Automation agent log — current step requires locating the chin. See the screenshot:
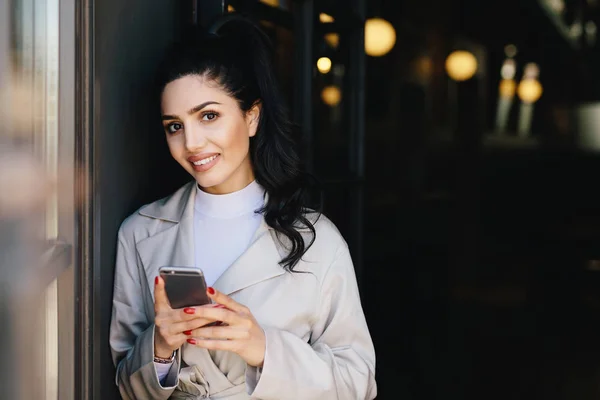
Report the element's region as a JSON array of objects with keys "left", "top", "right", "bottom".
[{"left": 194, "top": 174, "right": 226, "bottom": 190}]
